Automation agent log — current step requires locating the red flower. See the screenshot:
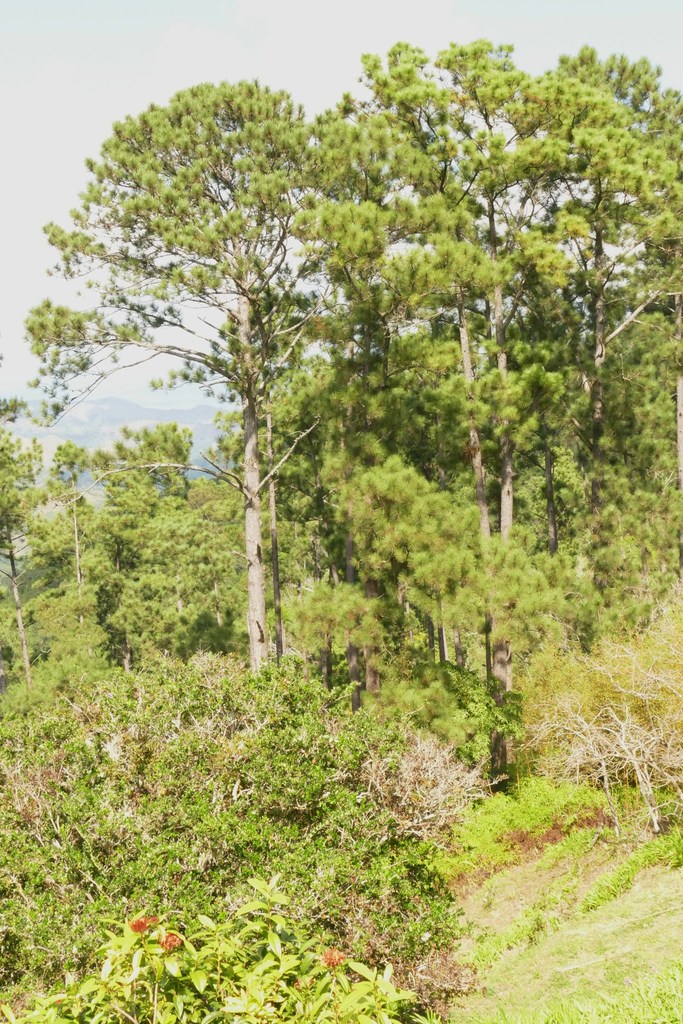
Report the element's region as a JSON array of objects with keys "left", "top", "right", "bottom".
[
  {"left": 159, "top": 931, "right": 183, "bottom": 952},
  {"left": 129, "top": 916, "right": 159, "bottom": 933},
  {"left": 322, "top": 948, "right": 346, "bottom": 969}
]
